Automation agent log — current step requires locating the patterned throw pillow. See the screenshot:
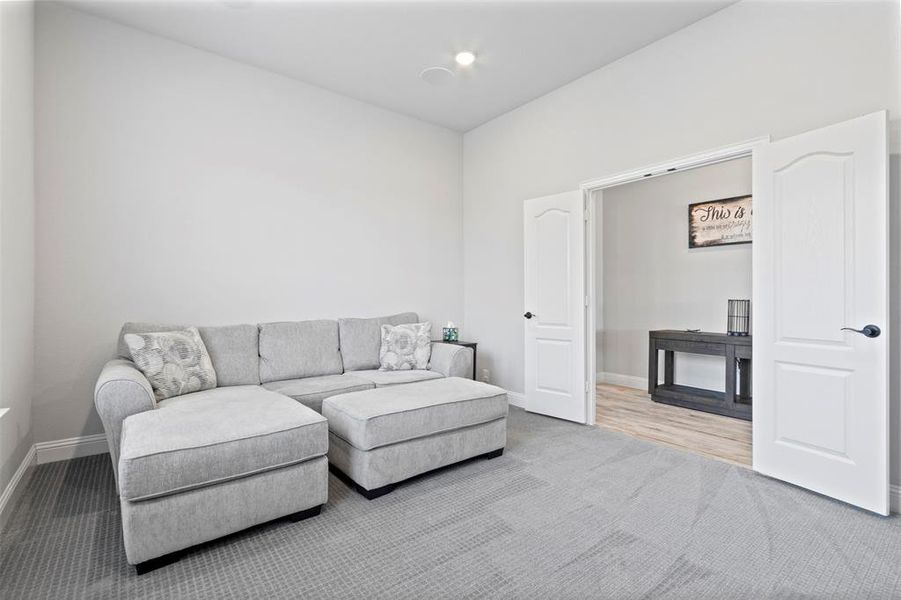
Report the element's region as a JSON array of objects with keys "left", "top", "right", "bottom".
[
  {"left": 378, "top": 322, "right": 432, "bottom": 371},
  {"left": 124, "top": 327, "right": 217, "bottom": 401}
]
